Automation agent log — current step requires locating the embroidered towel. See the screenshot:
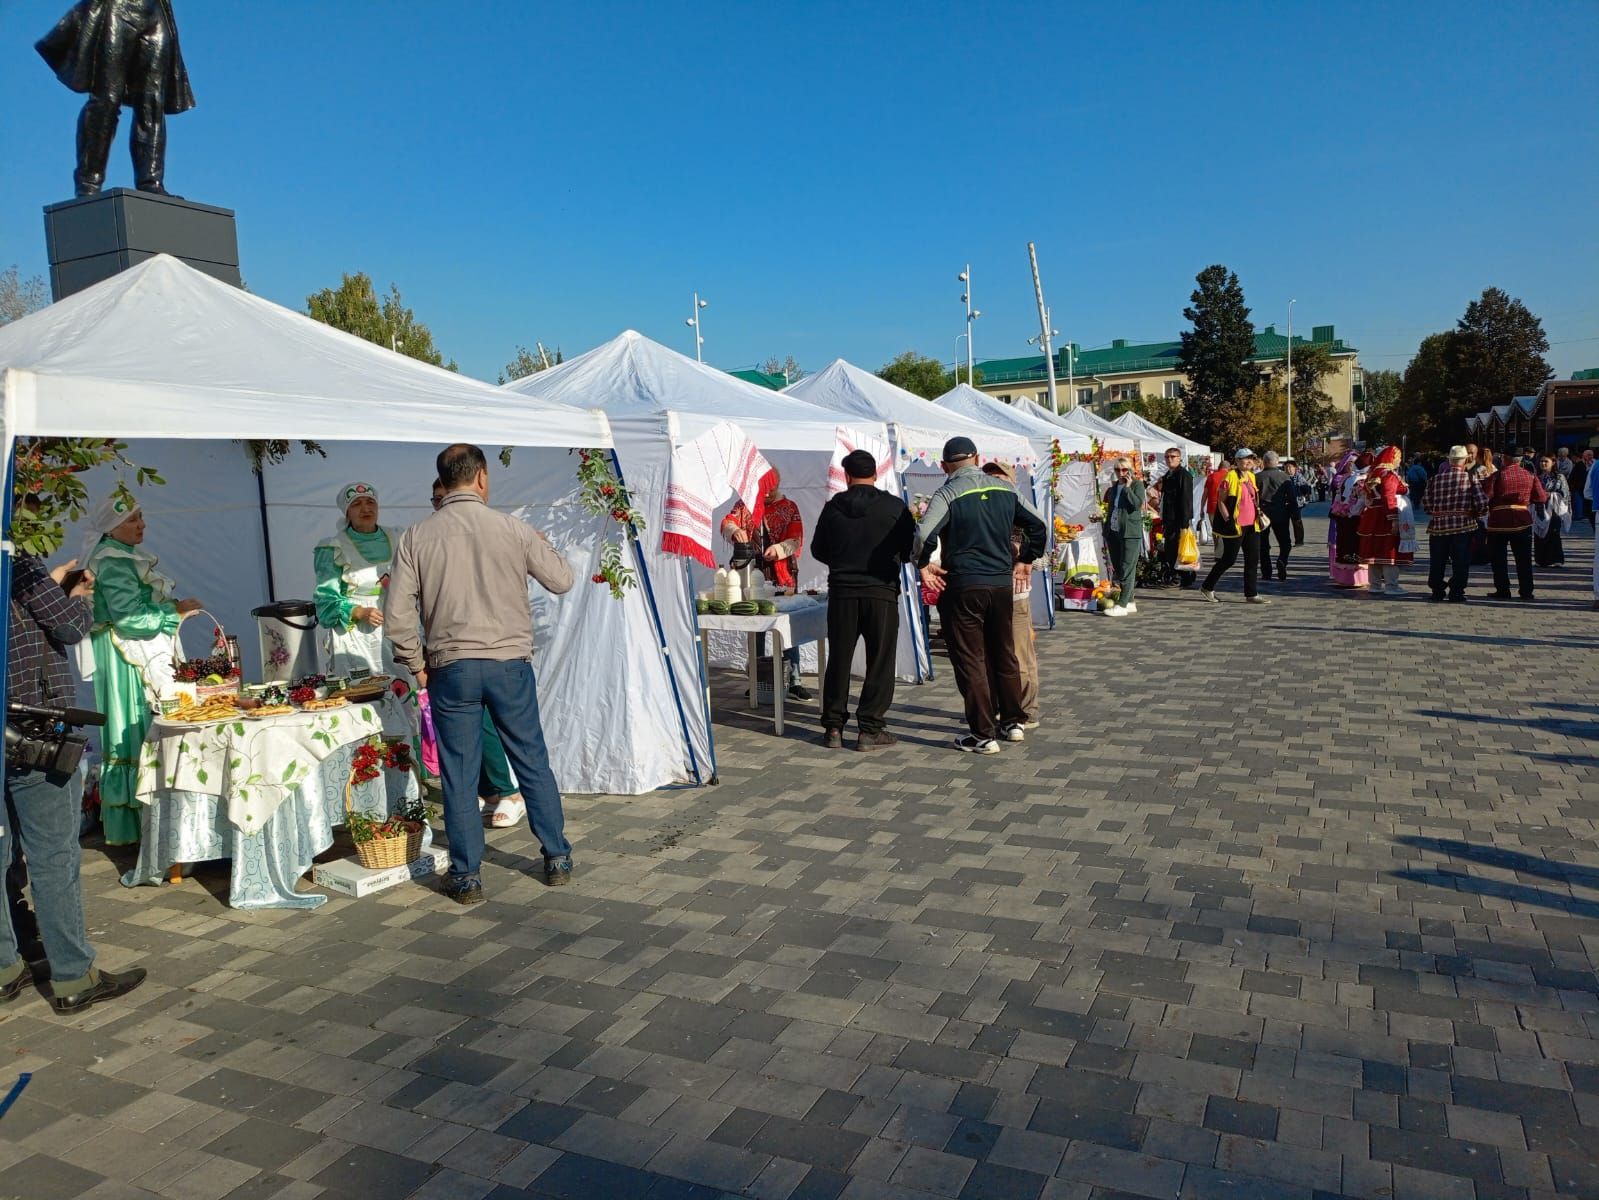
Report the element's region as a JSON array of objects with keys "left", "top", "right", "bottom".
[
  {"left": 661, "top": 422, "right": 775, "bottom": 567},
  {"left": 828, "top": 427, "right": 893, "bottom": 494}
]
